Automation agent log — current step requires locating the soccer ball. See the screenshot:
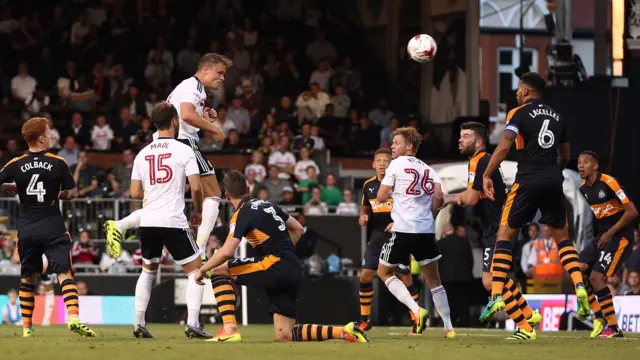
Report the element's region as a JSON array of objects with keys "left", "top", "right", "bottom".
[{"left": 407, "top": 34, "right": 437, "bottom": 63}]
